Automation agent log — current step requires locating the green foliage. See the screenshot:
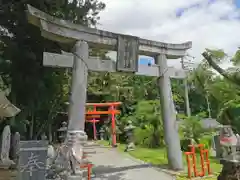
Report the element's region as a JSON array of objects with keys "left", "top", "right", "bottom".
[
  {"left": 199, "top": 135, "right": 212, "bottom": 150},
  {"left": 119, "top": 100, "right": 164, "bottom": 148},
  {"left": 201, "top": 48, "right": 240, "bottom": 130},
  {"left": 231, "top": 49, "right": 240, "bottom": 66},
  {"left": 179, "top": 114, "right": 216, "bottom": 152},
  {"left": 134, "top": 126, "right": 162, "bottom": 148},
  {"left": 179, "top": 115, "right": 211, "bottom": 143},
  {"left": 205, "top": 48, "right": 227, "bottom": 63}
]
